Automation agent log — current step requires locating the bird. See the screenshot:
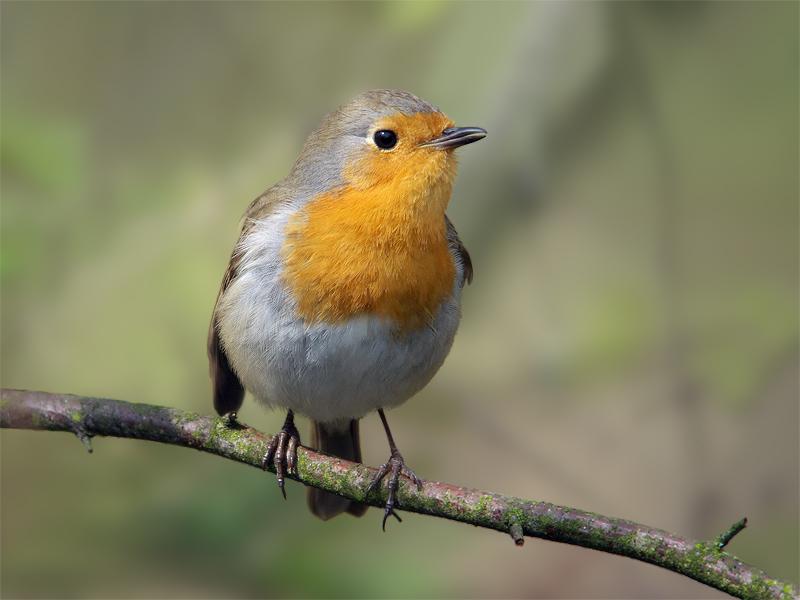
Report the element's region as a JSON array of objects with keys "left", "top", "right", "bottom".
[{"left": 208, "top": 89, "right": 485, "bottom": 527}]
